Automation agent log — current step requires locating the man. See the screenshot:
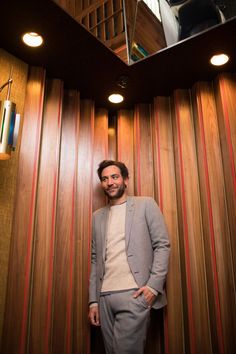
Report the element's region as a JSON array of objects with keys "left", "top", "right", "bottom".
[{"left": 88, "top": 160, "right": 170, "bottom": 354}]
